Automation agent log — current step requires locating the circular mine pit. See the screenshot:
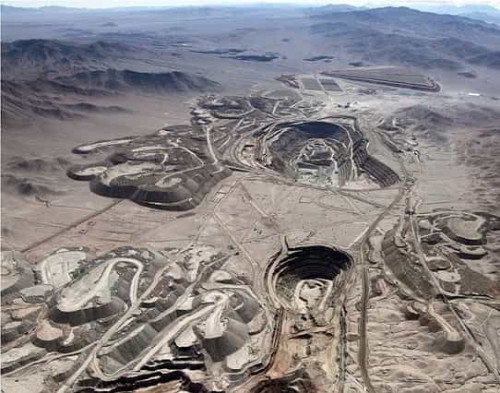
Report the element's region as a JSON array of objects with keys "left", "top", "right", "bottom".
[
  {"left": 266, "top": 246, "right": 353, "bottom": 311},
  {"left": 267, "top": 121, "right": 350, "bottom": 176}
]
